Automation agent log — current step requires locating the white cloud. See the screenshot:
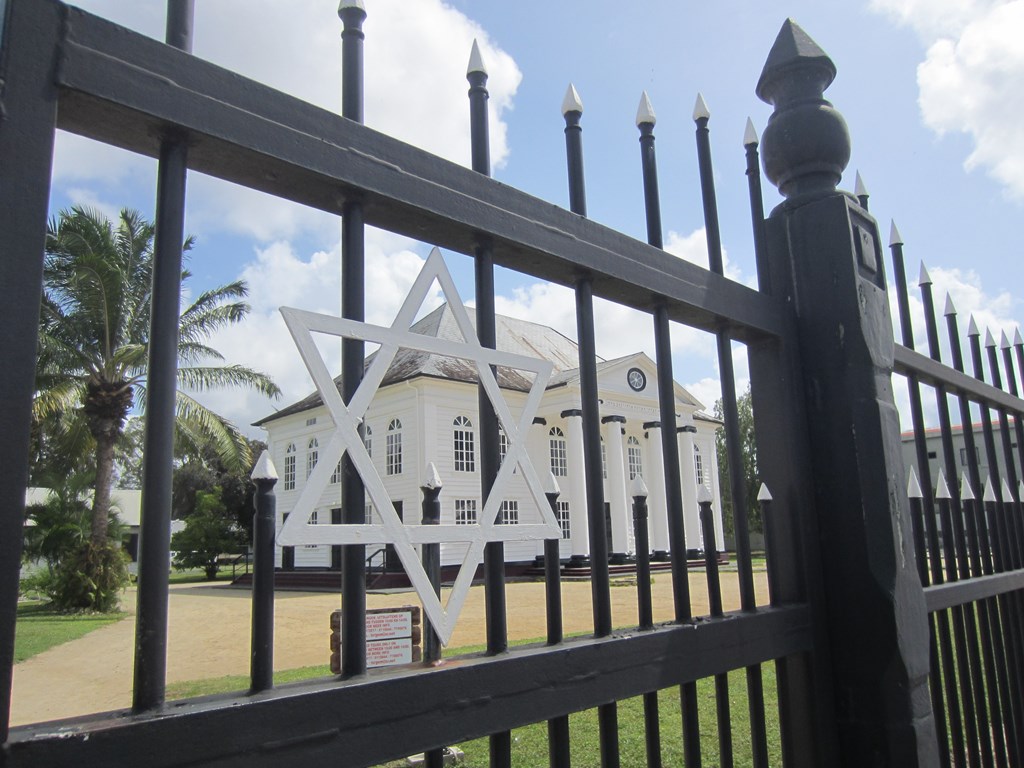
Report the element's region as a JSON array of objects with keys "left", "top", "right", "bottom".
[
  {"left": 192, "top": 228, "right": 443, "bottom": 435},
  {"left": 871, "top": 0, "right": 1024, "bottom": 199},
  {"left": 54, "top": 0, "right": 522, "bottom": 244},
  {"left": 664, "top": 228, "right": 745, "bottom": 284}
]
